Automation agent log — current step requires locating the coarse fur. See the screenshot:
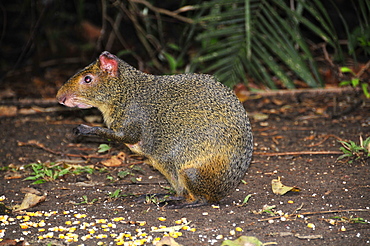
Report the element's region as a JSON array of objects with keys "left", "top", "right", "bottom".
[{"left": 57, "top": 51, "right": 253, "bottom": 205}]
